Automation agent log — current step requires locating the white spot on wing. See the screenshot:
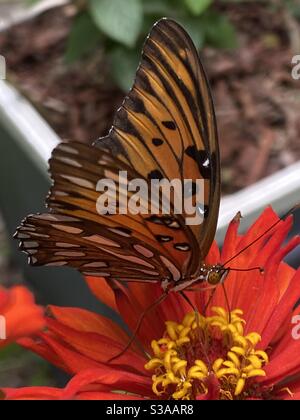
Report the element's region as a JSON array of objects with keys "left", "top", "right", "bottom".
[
  {"left": 109, "top": 228, "right": 131, "bottom": 237},
  {"left": 34, "top": 215, "right": 80, "bottom": 222},
  {"left": 56, "top": 157, "right": 82, "bottom": 168},
  {"left": 27, "top": 249, "right": 38, "bottom": 255},
  {"left": 56, "top": 243, "right": 81, "bottom": 248},
  {"left": 83, "top": 262, "right": 108, "bottom": 268},
  {"left": 101, "top": 248, "right": 155, "bottom": 269},
  {"left": 84, "top": 235, "right": 120, "bottom": 248},
  {"left": 104, "top": 170, "right": 122, "bottom": 183},
  {"left": 160, "top": 256, "right": 181, "bottom": 282},
  {"left": 134, "top": 244, "right": 154, "bottom": 258},
  {"left": 168, "top": 221, "right": 180, "bottom": 229},
  {"left": 23, "top": 241, "right": 39, "bottom": 248},
  {"left": 130, "top": 268, "right": 159, "bottom": 276},
  {"left": 55, "top": 251, "right": 85, "bottom": 257},
  {"left": 203, "top": 158, "right": 210, "bottom": 168},
  {"left": 83, "top": 272, "right": 110, "bottom": 277},
  {"left": 46, "top": 261, "right": 68, "bottom": 267},
  {"left": 55, "top": 191, "right": 69, "bottom": 197},
  {"left": 20, "top": 227, "right": 35, "bottom": 232},
  {"left": 30, "top": 233, "right": 50, "bottom": 238},
  {"left": 61, "top": 175, "right": 94, "bottom": 189},
  {"left": 58, "top": 144, "right": 79, "bottom": 154},
  {"left": 53, "top": 225, "right": 83, "bottom": 234},
  {"left": 98, "top": 159, "right": 108, "bottom": 165}
]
